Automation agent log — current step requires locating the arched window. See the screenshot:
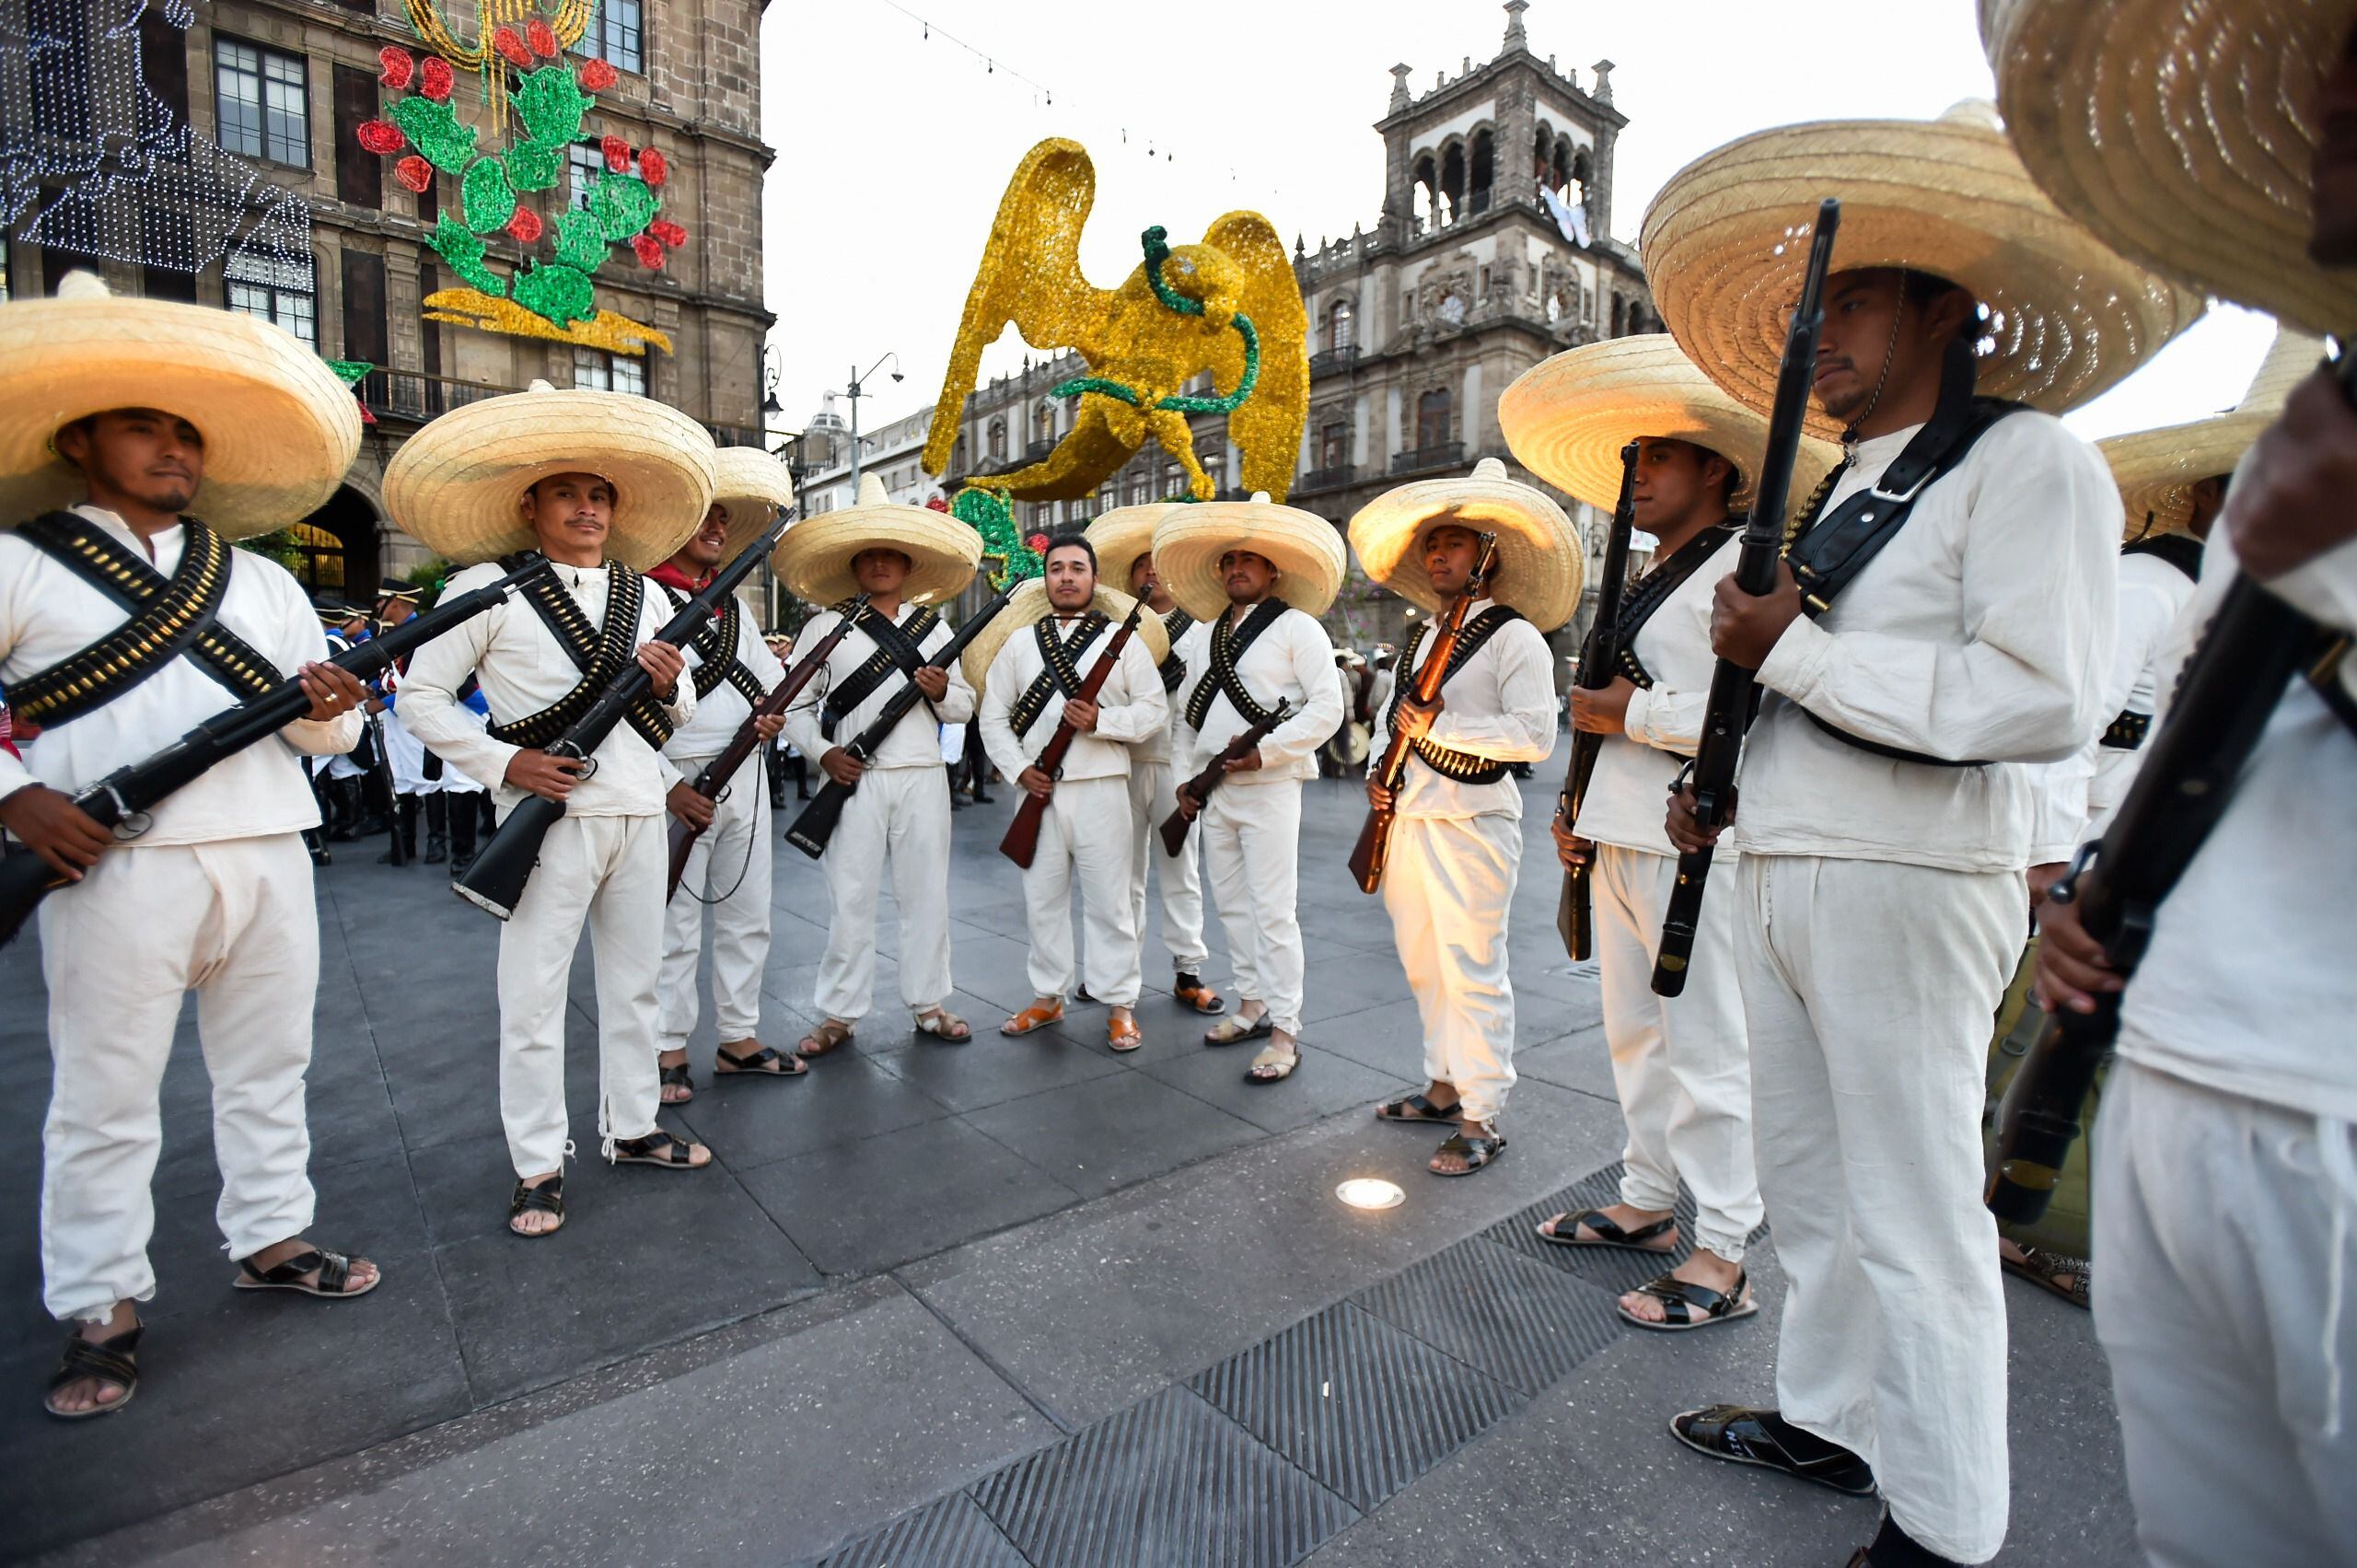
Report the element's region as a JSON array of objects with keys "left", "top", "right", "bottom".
[
  {"left": 1469, "top": 129, "right": 1493, "bottom": 214},
  {"left": 1416, "top": 387, "right": 1450, "bottom": 451},
  {"left": 1610, "top": 296, "right": 1625, "bottom": 337},
  {"left": 1329, "top": 298, "right": 1353, "bottom": 352},
  {"left": 288, "top": 521, "right": 345, "bottom": 597},
  {"left": 987, "top": 419, "right": 1006, "bottom": 460},
  {"left": 1034, "top": 401, "right": 1055, "bottom": 445},
  {"left": 1439, "top": 142, "right": 1465, "bottom": 226},
  {"left": 1411, "top": 156, "right": 1438, "bottom": 232}
]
